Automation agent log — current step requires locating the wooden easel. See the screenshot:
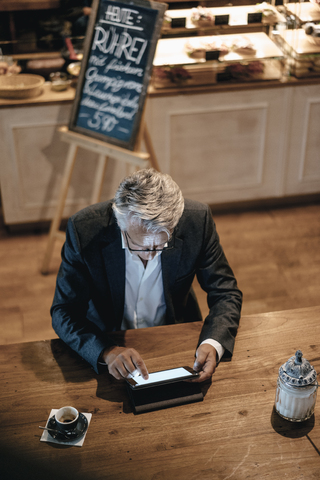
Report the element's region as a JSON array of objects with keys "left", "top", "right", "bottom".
[{"left": 41, "top": 122, "right": 160, "bottom": 274}]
